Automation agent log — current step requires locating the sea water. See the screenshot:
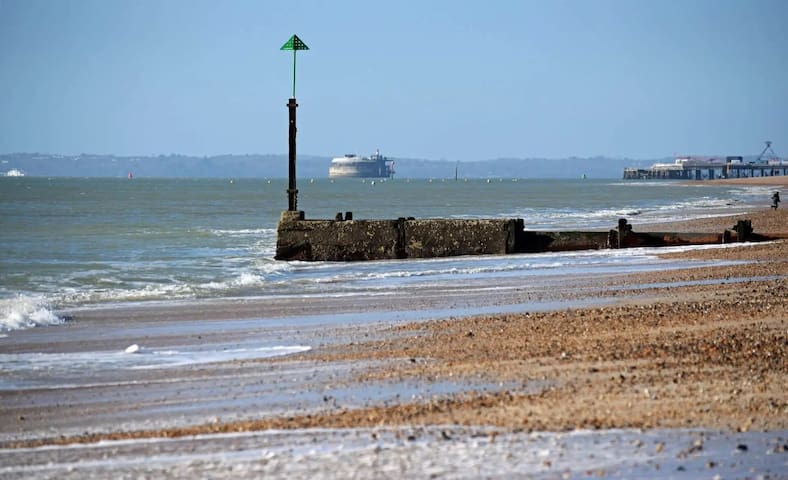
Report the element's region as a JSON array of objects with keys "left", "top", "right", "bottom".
[{"left": 0, "top": 176, "right": 776, "bottom": 331}]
